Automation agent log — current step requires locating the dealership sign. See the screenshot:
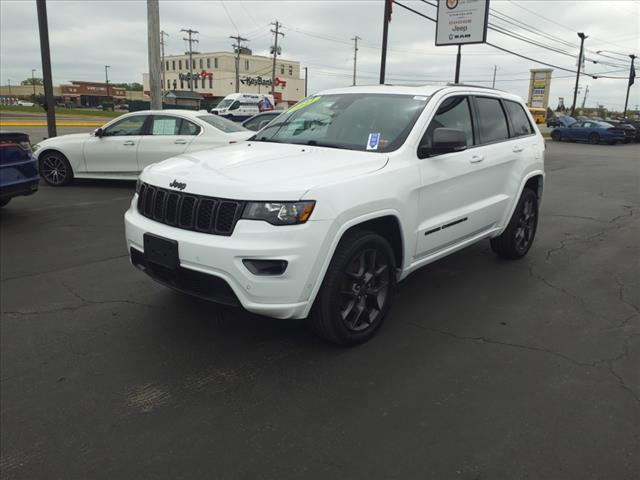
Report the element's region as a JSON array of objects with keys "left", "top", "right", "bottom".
[
  {"left": 179, "top": 70, "right": 213, "bottom": 82},
  {"left": 435, "top": 0, "right": 490, "bottom": 46}
]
